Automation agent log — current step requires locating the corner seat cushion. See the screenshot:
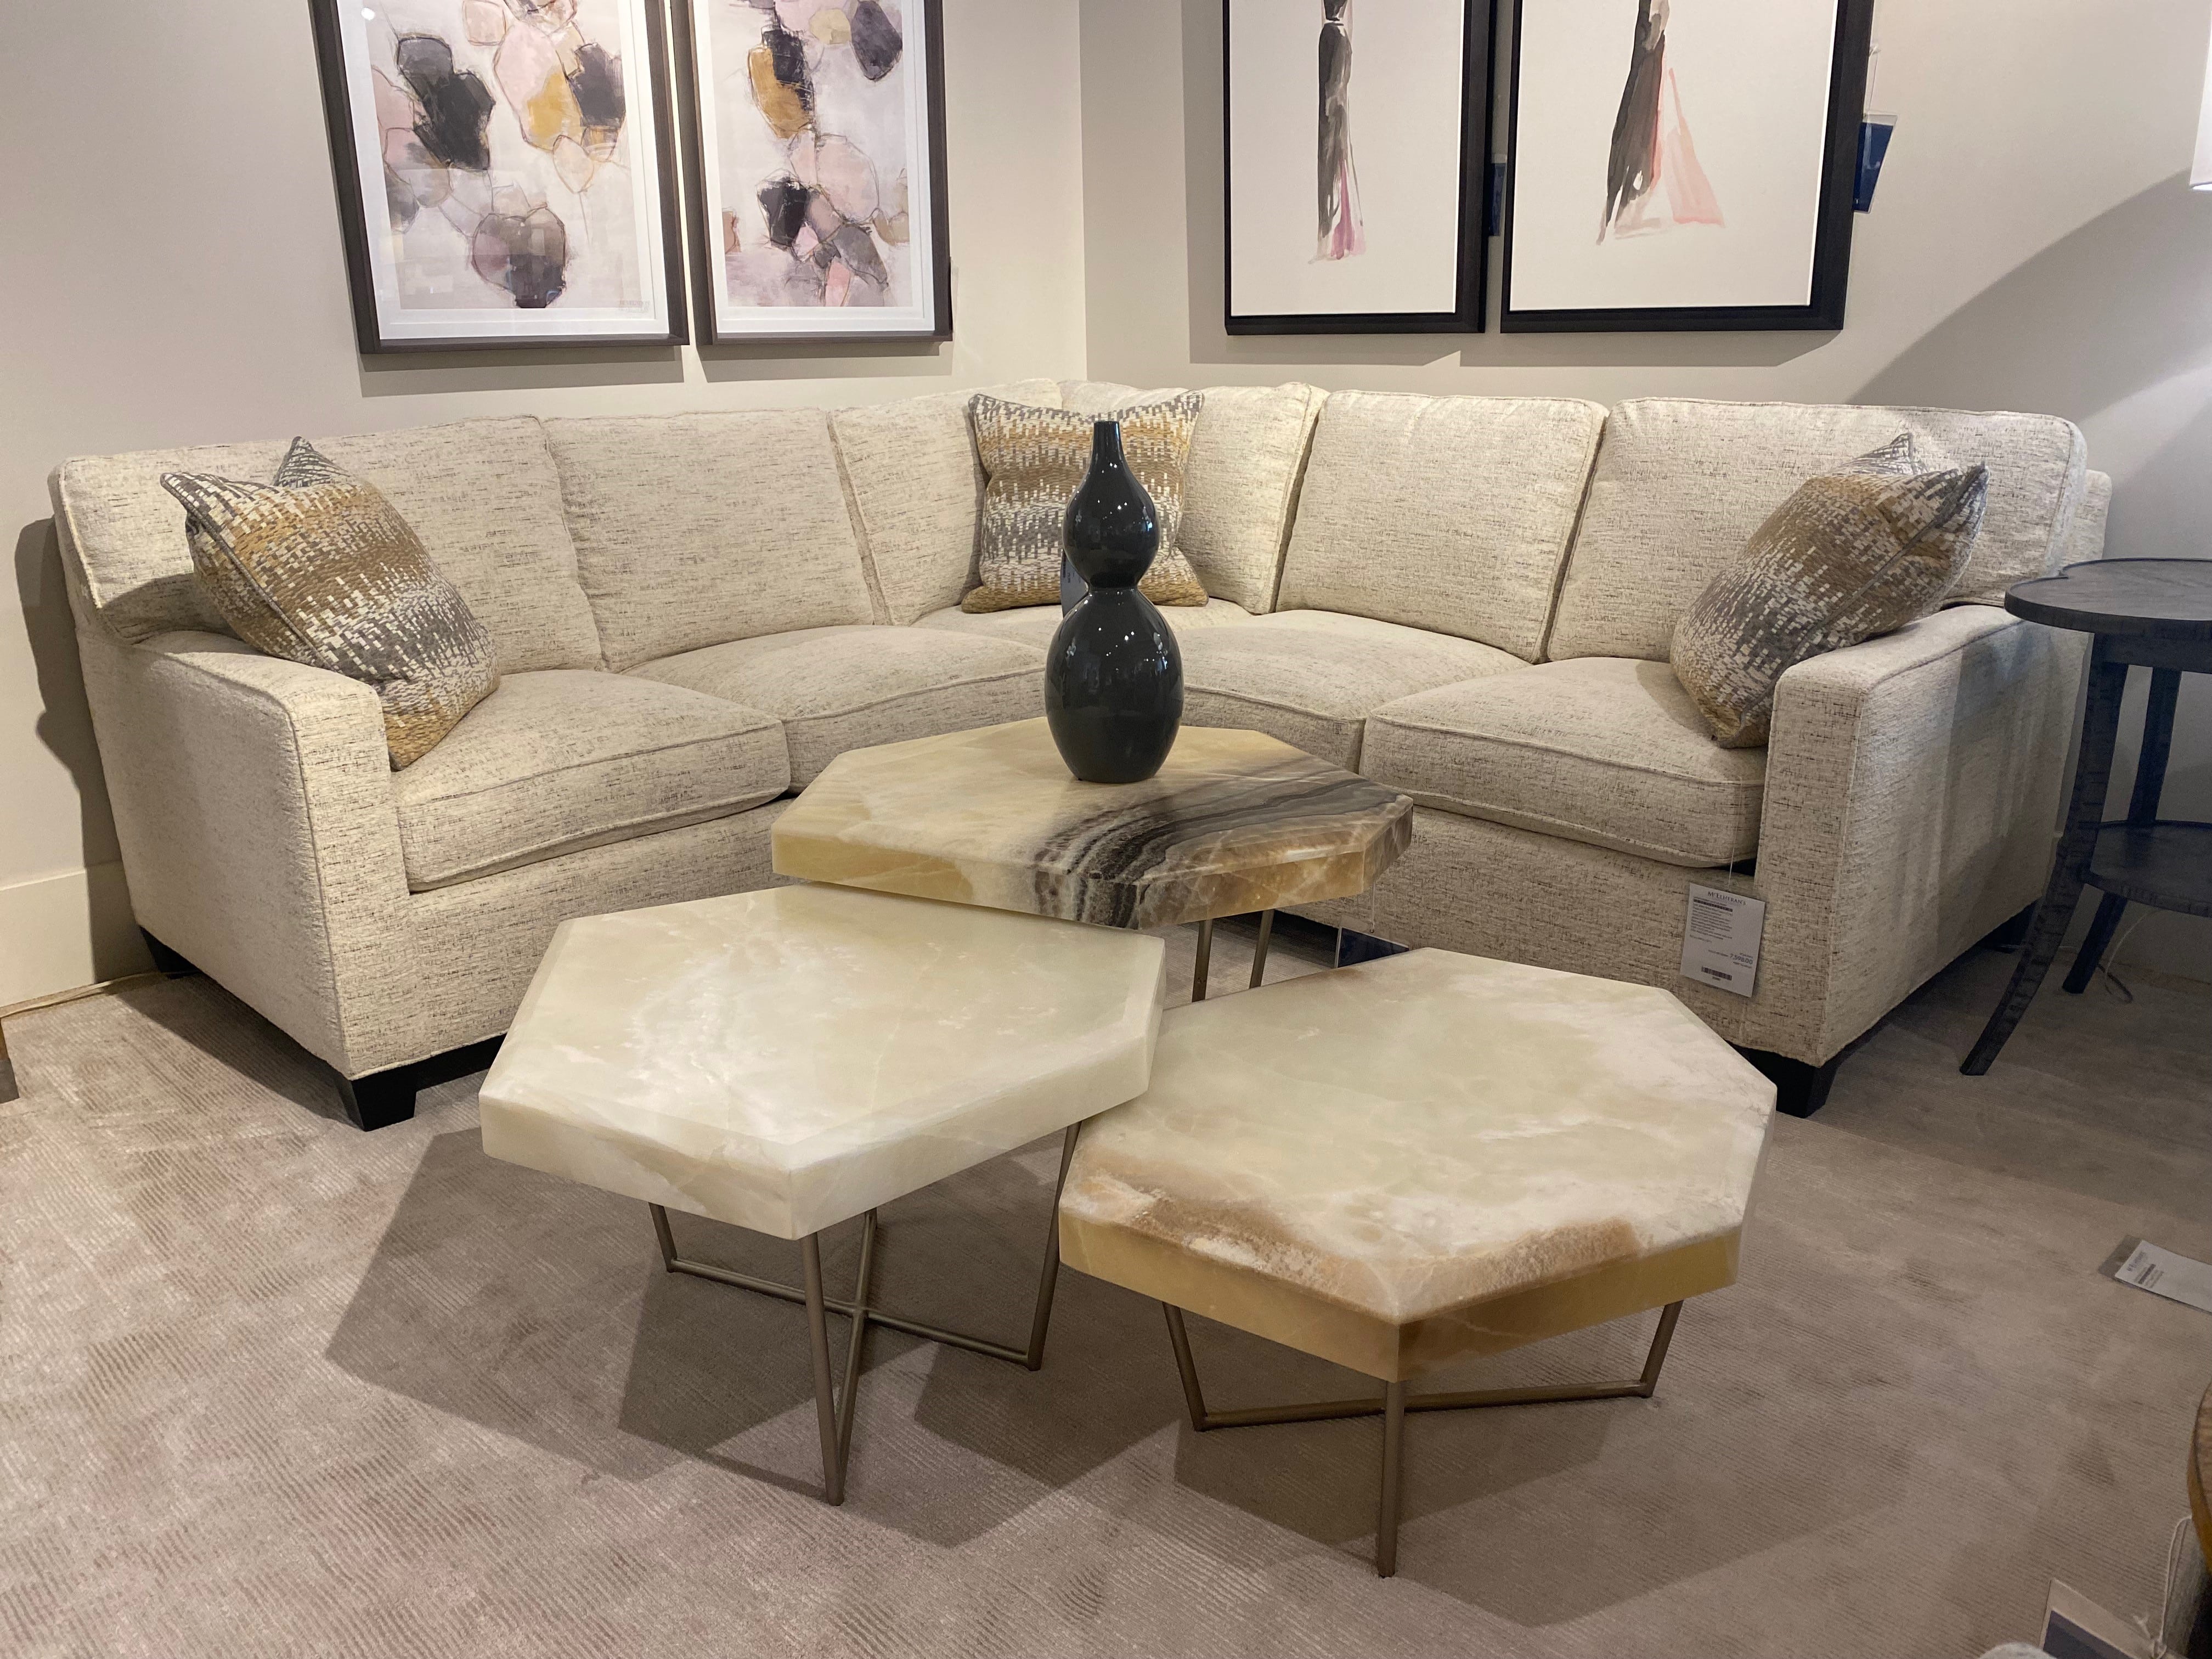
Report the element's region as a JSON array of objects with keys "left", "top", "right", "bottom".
[
  {"left": 915, "top": 597, "right": 1256, "bottom": 650},
  {"left": 392, "top": 670, "right": 789, "bottom": 891},
  {"left": 1178, "top": 611, "right": 1526, "bottom": 771},
  {"left": 630, "top": 626, "right": 1043, "bottom": 785},
  {"left": 1362, "top": 658, "right": 1767, "bottom": 868}
]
